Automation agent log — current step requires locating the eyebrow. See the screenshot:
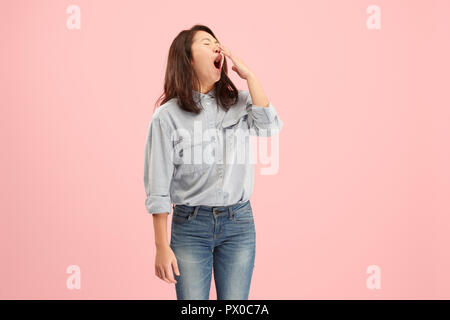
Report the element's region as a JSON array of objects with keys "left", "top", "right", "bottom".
[{"left": 201, "top": 37, "right": 219, "bottom": 43}]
